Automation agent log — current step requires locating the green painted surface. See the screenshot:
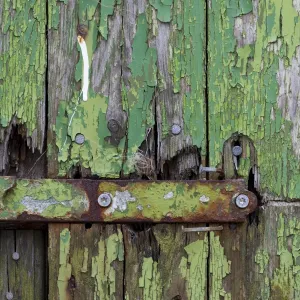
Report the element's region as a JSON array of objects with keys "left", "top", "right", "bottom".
[
  {"left": 0, "top": 0, "right": 46, "bottom": 148},
  {"left": 210, "top": 232, "right": 231, "bottom": 300},
  {"left": 91, "top": 229, "right": 124, "bottom": 299},
  {"left": 0, "top": 178, "right": 89, "bottom": 219},
  {"left": 58, "top": 228, "right": 72, "bottom": 299},
  {"left": 180, "top": 237, "right": 208, "bottom": 299},
  {"left": 209, "top": 1, "right": 300, "bottom": 198}
]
